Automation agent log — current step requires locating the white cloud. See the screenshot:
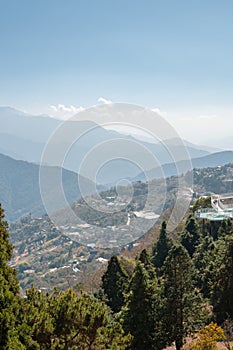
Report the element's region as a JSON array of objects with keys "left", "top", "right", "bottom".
[
  {"left": 151, "top": 107, "right": 165, "bottom": 117},
  {"left": 49, "top": 98, "right": 113, "bottom": 120},
  {"left": 49, "top": 104, "right": 84, "bottom": 120},
  {"left": 97, "top": 97, "right": 113, "bottom": 105}
]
